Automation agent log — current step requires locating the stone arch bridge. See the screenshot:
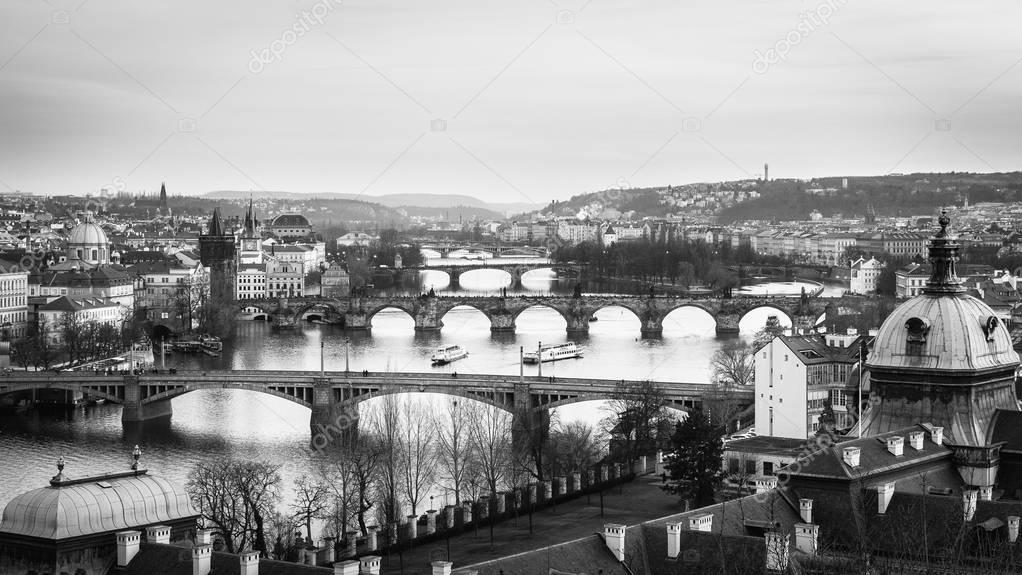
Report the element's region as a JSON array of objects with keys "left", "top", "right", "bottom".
[
  {"left": 406, "top": 262, "right": 583, "bottom": 288},
  {"left": 0, "top": 370, "right": 752, "bottom": 447},
  {"left": 239, "top": 293, "right": 862, "bottom": 335}
]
